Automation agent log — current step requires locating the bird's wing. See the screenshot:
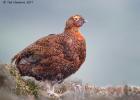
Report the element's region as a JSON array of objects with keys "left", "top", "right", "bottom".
[
  {"left": 11, "top": 34, "right": 64, "bottom": 65},
  {"left": 79, "top": 40, "right": 86, "bottom": 65}
]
